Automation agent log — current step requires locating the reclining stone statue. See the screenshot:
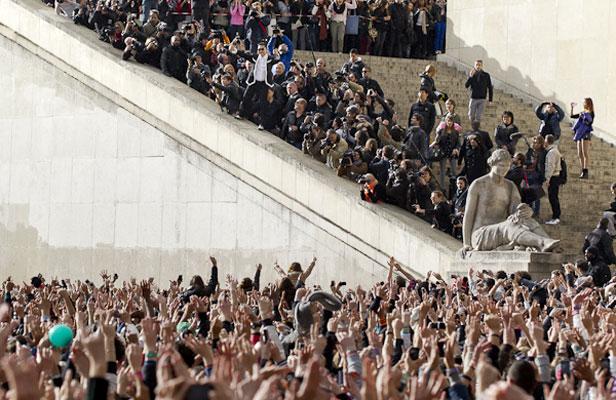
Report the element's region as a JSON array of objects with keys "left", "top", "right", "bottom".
[
  {"left": 462, "top": 149, "right": 559, "bottom": 253},
  {"left": 470, "top": 203, "right": 560, "bottom": 252},
  {"left": 462, "top": 149, "right": 520, "bottom": 250}
]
